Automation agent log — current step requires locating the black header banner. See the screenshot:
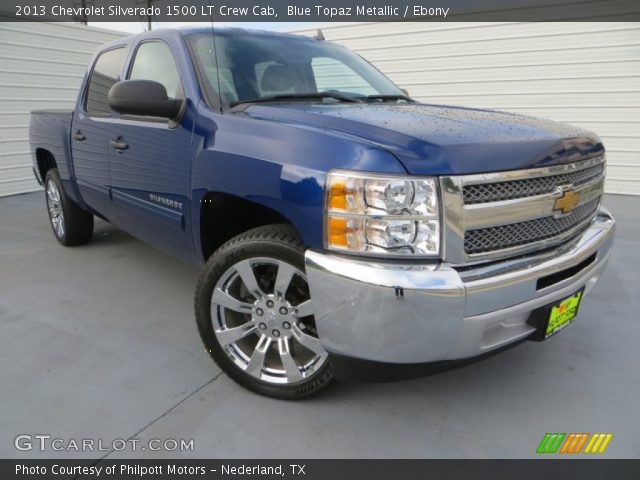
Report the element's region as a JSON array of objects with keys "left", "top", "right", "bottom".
[
  {"left": 2, "top": 459, "right": 639, "bottom": 480},
  {"left": 2, "top": 0, "right": 640, "bottom": 22}
]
